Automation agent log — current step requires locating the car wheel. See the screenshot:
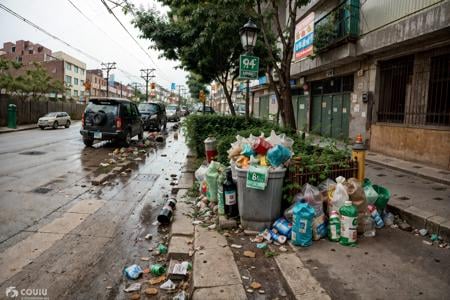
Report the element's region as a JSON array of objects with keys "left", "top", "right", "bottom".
[
  {"left": 65, "top": 120, "right": 71, "bottom": 128},
  {"left": 39, "top": 126, "right": 45, "bottom": 130},
  {"left": 122, "top": 130, "right": 132, "bottom": 147},
  {"left": 83, "top": 138, "right": 94, "bottom": 147},
  {"left": 52, "top": 121, "right": 58, "bottom": 129}
]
